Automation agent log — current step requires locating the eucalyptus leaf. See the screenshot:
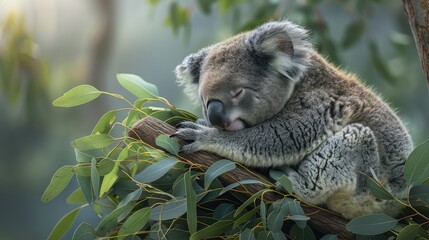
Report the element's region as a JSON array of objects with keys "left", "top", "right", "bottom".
[
  {"left": 213, "top": 203, "right": 235, "bottom": 220},
  {"left": 267, "top": 209, "right": 284, "bottom": 232},
  {"left": 189, "top": 220, "right": 234, "bottom": 240},
  {"left": 235, "top": 189, "right": 264, "bottom": 217},
  {"left": 117, "top": 207, "right": 151, "bottom": 240},
  {"left": 260, "top": 201, "right": 267, "bottom": 230},
  {"left": 99, "top": 148, "right": 128, "bottom": 197},
  {"left": 396, "top": 224, "right": 428, "bottom": 240},
  {"left": 404, "top": 139, "right": 429, "bottom": 186},
  {"left": 48, "top": 207, "right": 82, "bottom": 240},
  {"left": 96, "top": 203, "right": 135, "bottom": 236},
  {"left": 117, "top": 188, "right": 143, "bottom": 208},
  {"left": 92, "top": 110, "right": 117, "bottom": 135},
  {"left": 53, "top": 84, "right": 101, "bottom": 107},
  {"left": 117, "top": 73, "right": 159, "bottom": 99},
  {"left": 155, "top": 134, "right": 180, "bottom": 156},
  {"left": 134, "top": 158, "right": 178, "bottom": 184},
  {"left": 72, "top": 222, "right": 96, "bottom": 240},
  {"left": 240, "top": 228, "right": 256, "bottom": 240},
  {"left": 205, "top": 159, "right": 236, "bottom": 189},
  {"left": 149, "top": 197, "right": 187, "bottom": 221},
  {"left": 219, "top": 179, "right": 262, "bottom": 196},
  {"left": 90, "top": 158, "right": 100, "bottom": 197},
  {"left": 185, "top": 171, "right": 198, "bottom": 234},
  {"left": 289, "top": 224, "right": 316, "bottom": 240},
  {"left": 320, "top": 234, "right": 338, "bottom": 240},
  {"left": 76, "top": 175, "right": 95, "bottom": 203},
  {"left": 72, "top": 134, "right": 115, "bottom": 150},
  {"left": 66, "top": 188, "right": 86, "bottom": 204},
  {"left": 345, "top": 213, "right": 398, "bottom": 235},
  {"left": 366, "top": 176, "right": 394, "bottom": 200},
  {"left": 233, "top": 207, "right": 259, "bottom": 229},
  {"left": 41, "top": 165, "right": 74, "bottom": 202},
  {"left": 271, "top": 232, "right": 287, "bottom": 240}
]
